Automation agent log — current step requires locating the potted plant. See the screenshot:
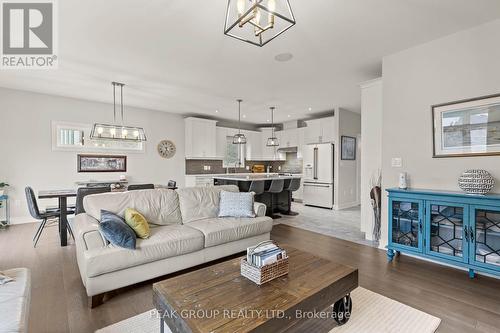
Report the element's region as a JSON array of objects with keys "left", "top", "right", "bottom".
[{"left": 0, "top": 183, "right": 9, "bottom": 196}]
